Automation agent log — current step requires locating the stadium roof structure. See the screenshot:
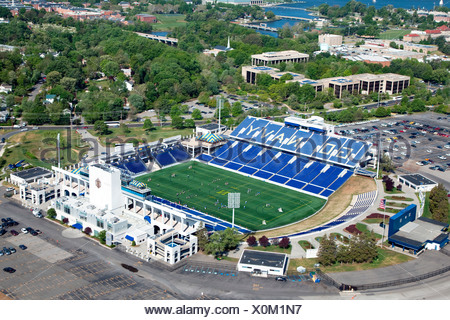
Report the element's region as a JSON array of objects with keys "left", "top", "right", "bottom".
[{"left": 197, "top": 132, "right": 226, "bottom": 143}]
